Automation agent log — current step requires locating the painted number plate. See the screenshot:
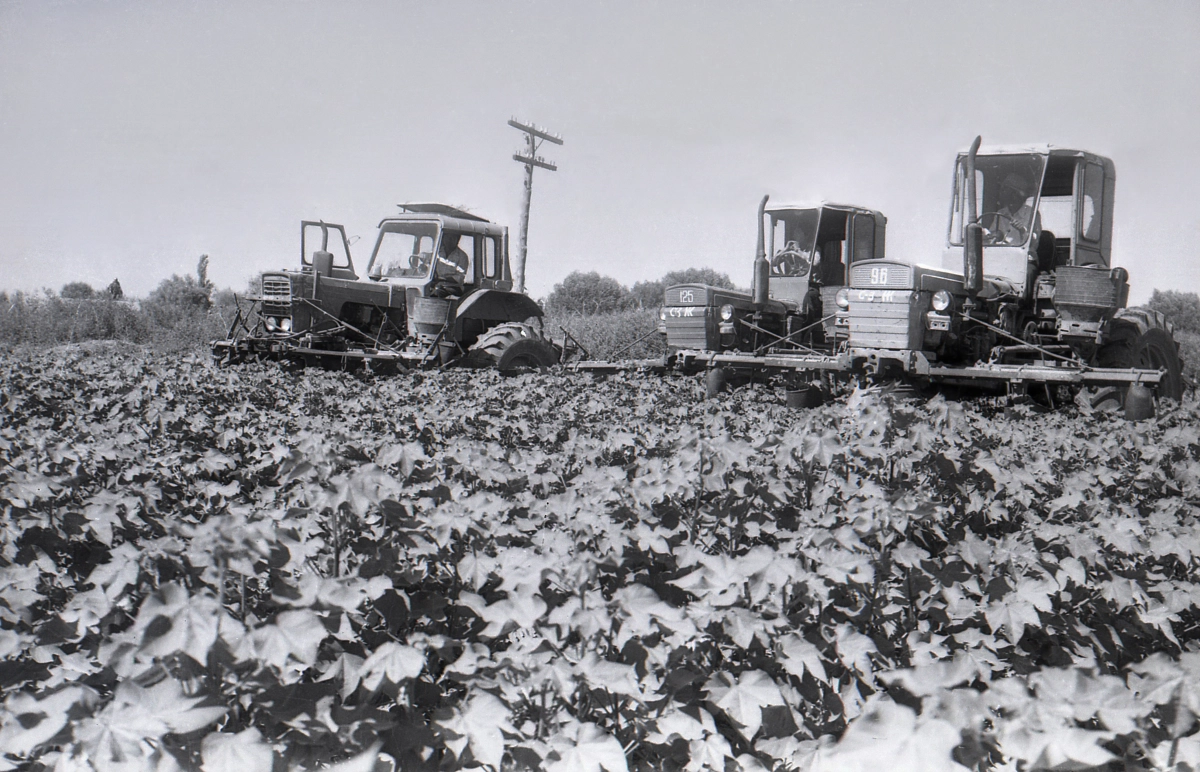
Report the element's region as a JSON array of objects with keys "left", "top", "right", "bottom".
[{"left": 854, "top": 289, "right": 906, "bottom": 302}]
